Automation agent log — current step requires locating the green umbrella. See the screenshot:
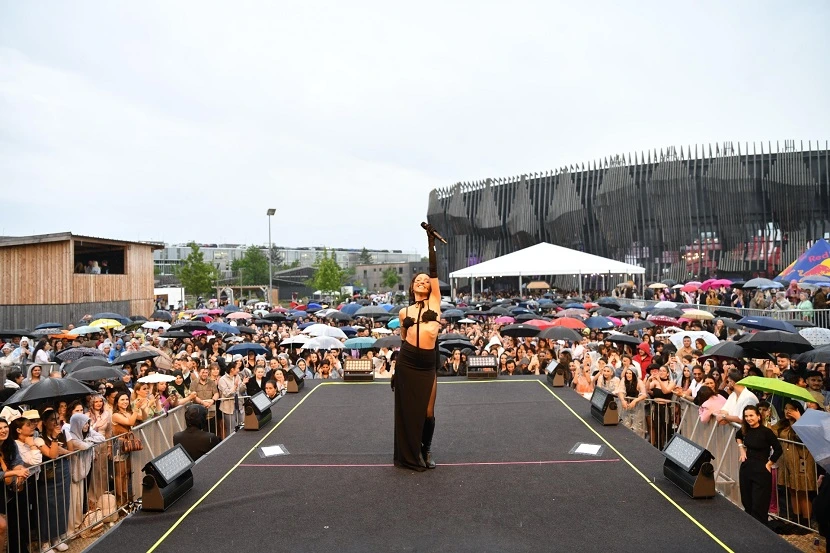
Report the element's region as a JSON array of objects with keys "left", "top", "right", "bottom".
[{"left": 737, "top": 376, "right": 815, "bottom": 403}]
